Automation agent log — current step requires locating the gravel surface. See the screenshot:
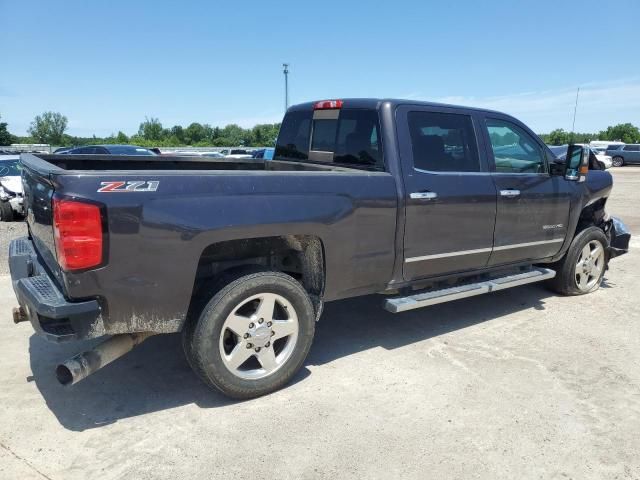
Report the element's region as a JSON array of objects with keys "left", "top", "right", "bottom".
[{"left": 0, "top": 220, "right": 27, "bottom": 274}]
